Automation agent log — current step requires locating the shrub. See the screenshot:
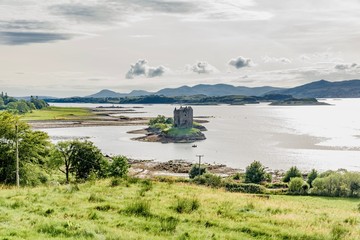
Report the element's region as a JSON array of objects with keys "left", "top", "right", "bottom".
[
  {"left": 225, "top": 183, "right": 267, "bottom": 194},
  {"left": 245, "top": 161, "right": 267, "bottom": 184},
  {"left": 283, "top": 166, "right": 302, "bottom": 182},
  {"left": 288, "top": 177, "right": 309, "bottom": 194},
  {"left": 265, "top": 182, "right": 288, "bottom": 189},
  {"left": 109, "top": 156, "right": 129, "bottom": 178},
  {"left": 232, "top": 172, "right": 244, "bottom": 181},
  {"left": 174, "top": 197, "right": 200, "bottom": 214},
  {"left": 189, "top": 165, "right": 206, "bottom": 179},
  {"left": 311, "top": 171, "right": 360, "bottom": 197},
  {"left": 193, "top": 173, "right": 222, "bottom": 188},
  {"left": 307, "top": 169, "right": 318, "bottom": 187}
]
